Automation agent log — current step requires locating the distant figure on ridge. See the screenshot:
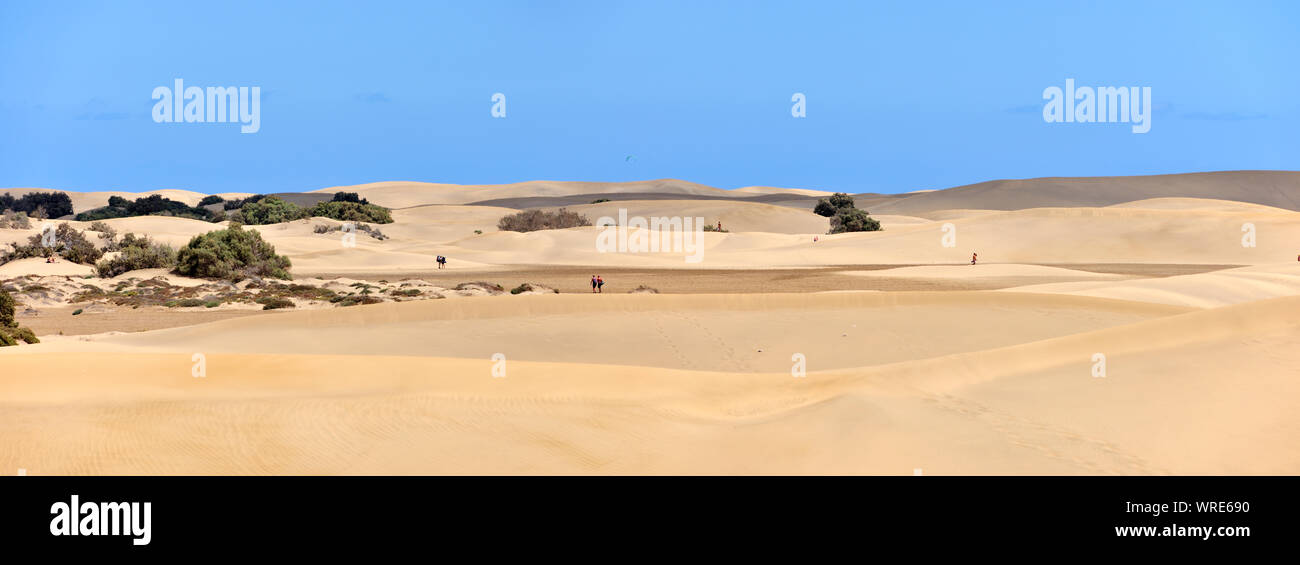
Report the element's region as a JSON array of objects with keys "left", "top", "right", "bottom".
[
  {"left": 971, "top": 252, "right": 978, "bottom": 265},
  {"left": 597, "top": 275, "right": 605, "bottom": 293},
  {"left": 436, "top": 255, "right": 447, "bottom": 269},
  {"left": 591, "top": 275, "right": 599, "bottom": 293}
]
